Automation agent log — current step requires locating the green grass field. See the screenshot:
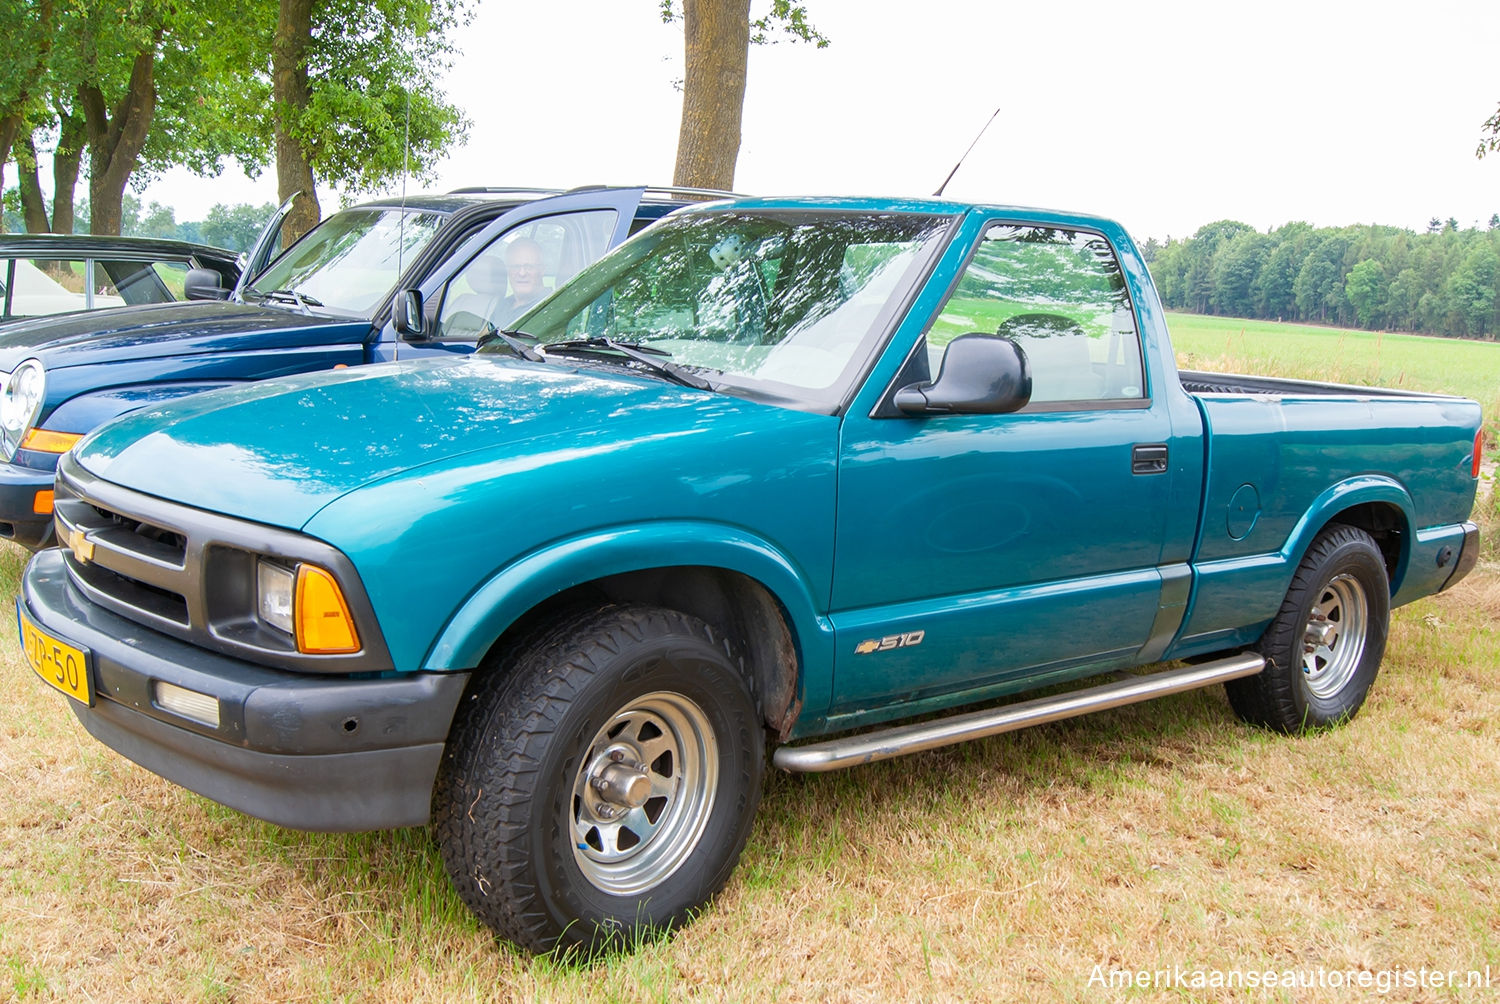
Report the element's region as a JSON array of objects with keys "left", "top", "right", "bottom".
[
  {"left": 1, "top": 317, "right": 1496, "bottom": 1002},
  {"left": 1168, "top": 313, "right": 1500, "bottom": 443}
]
